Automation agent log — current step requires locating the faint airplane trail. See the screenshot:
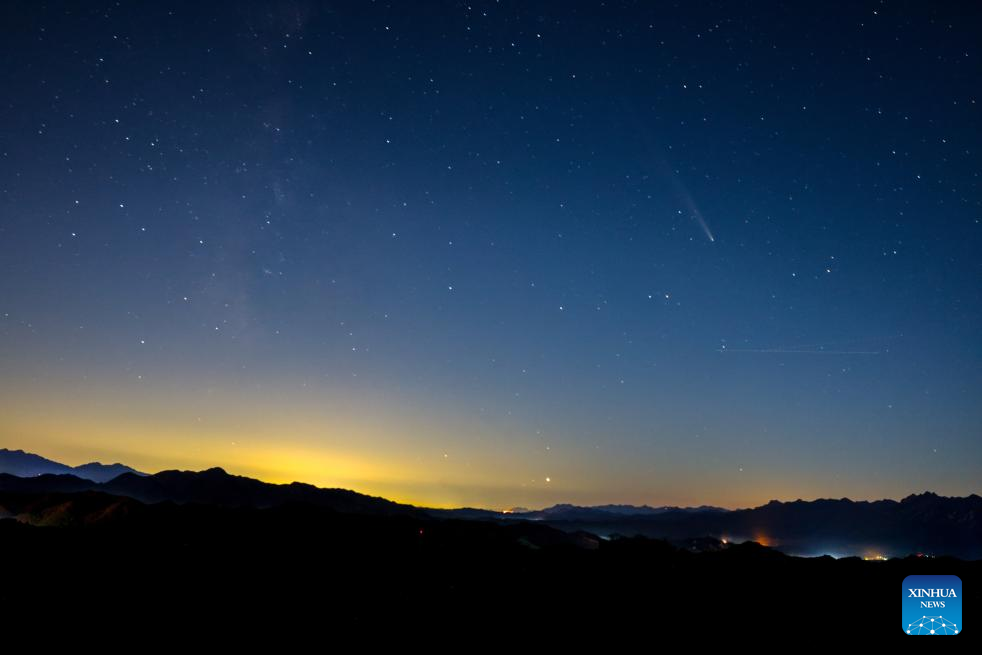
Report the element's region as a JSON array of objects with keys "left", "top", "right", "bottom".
[
  {"left": 717, "top": 334, "right": 902, "bottom": 356},
  {"left": 717, "top": 348, "right": 881, "bottom": 355}
]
